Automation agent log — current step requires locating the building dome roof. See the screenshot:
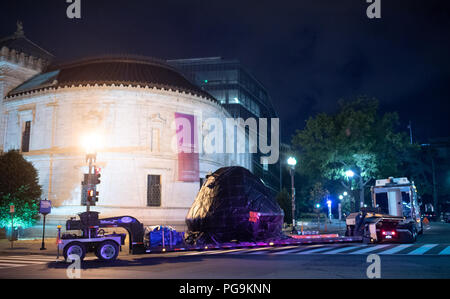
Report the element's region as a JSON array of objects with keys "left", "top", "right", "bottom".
[{"left": 7, "top": 55, "right": 215, "bottom": 101}]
